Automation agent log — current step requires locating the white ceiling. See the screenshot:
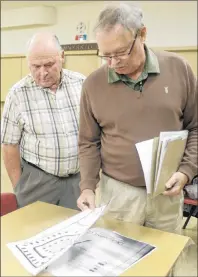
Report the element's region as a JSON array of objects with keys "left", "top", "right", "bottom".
[{"left": 1, "top": 1, "right": 89, "bottom": 10}]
